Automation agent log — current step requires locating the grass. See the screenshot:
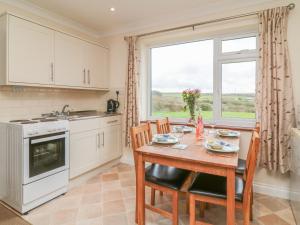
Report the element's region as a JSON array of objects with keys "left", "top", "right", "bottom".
[{"left": 152, "top": 111, "right": 255, "bottom": 120}]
